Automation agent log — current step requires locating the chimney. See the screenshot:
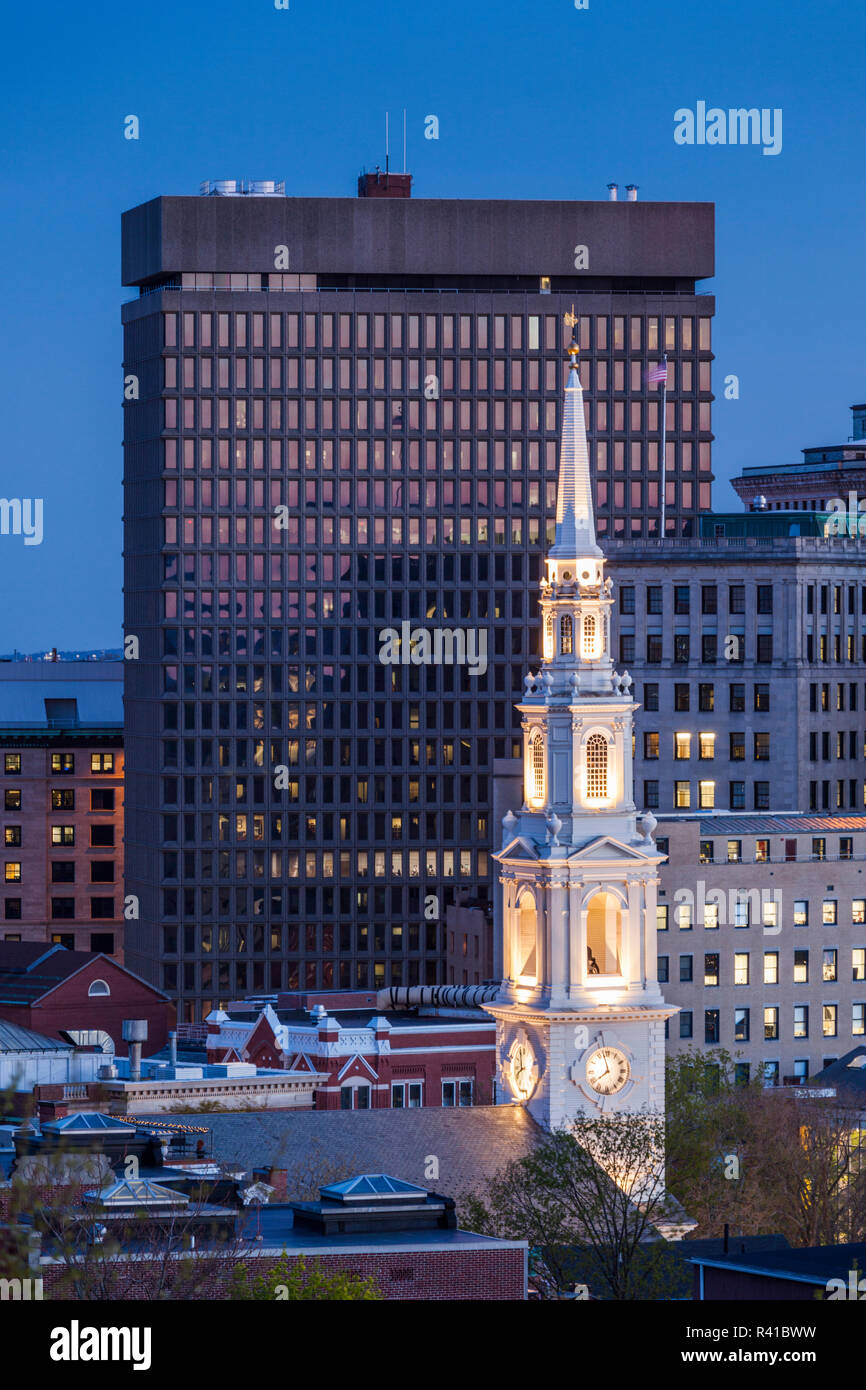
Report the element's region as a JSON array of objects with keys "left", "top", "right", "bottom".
[
  {"left": 625, "top": 184, "right": 638, "bottom": 201},
  {"left": 169, "top": 1030, "right": 178, "bottom": 1066},
  {"left": 607, "top": 183, "right": 618, "bottom": 201},
  {"left": 122, "top": 1019, "right": 148, "bottom": 1080},
  {"left": 358, "top": 169, "right": 412, "bottom": 198}
]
